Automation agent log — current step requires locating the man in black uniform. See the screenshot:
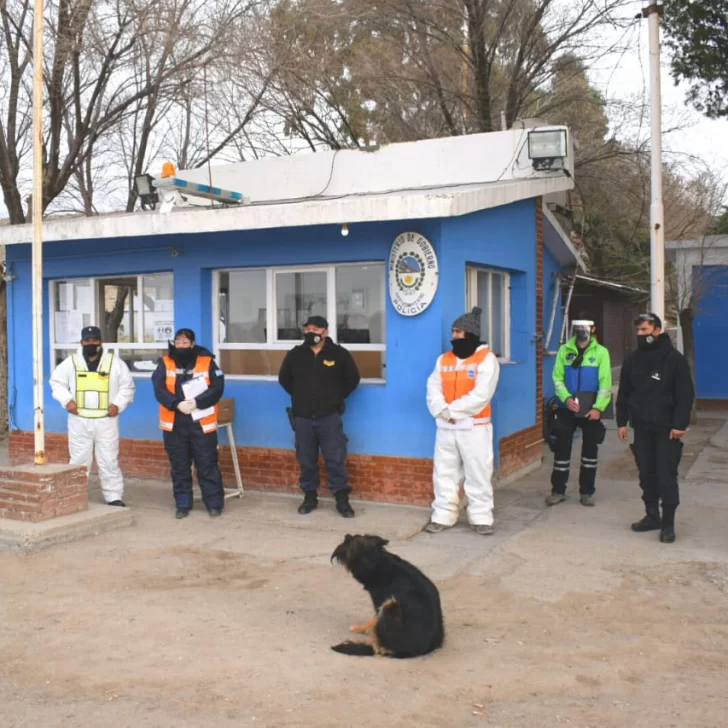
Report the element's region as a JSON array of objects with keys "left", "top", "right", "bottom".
[
  {"left": 616, "top": 313, "right": 695, "bottom": 543},
  {"left": 152, "top": 328, "right": 226, "bottom": 519},
  {"left": 278, "top": 315, "right": 360, "bottom": 517}
]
